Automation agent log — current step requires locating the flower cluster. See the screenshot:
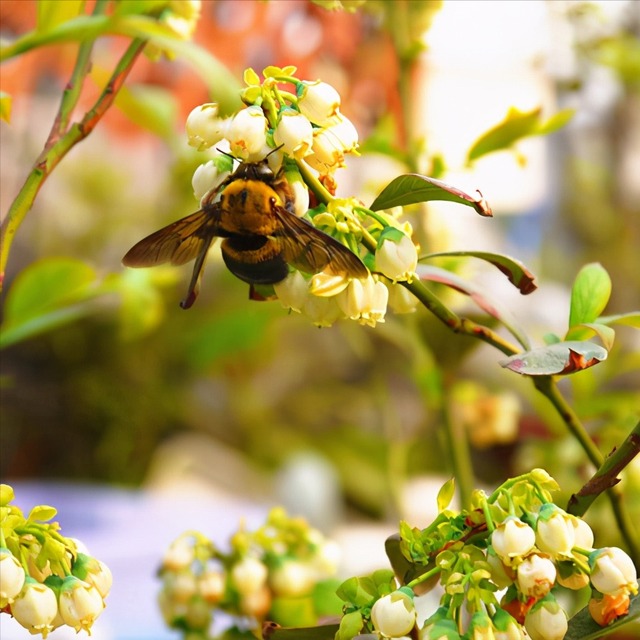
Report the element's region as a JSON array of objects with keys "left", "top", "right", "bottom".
[
  {"left": 185, "top": 66, "right": 420, "bottom": 327},
  {"left": 0, "top": 485, "right": 112, "bottom": 638},
  {"left": 335, "top": 470, "right": 638, "bottom": 640},
  {"left": 158, "top": 507, "right": 340, "bottom": 635}
]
